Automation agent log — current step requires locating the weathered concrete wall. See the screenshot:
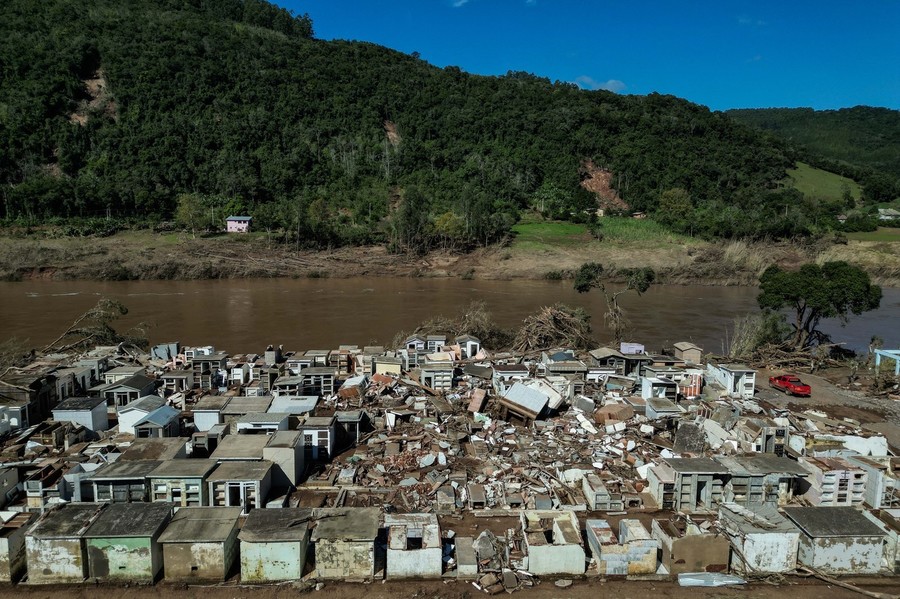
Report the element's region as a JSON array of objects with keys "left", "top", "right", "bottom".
[
  {"left": 386, "top": 546, "right": 442, "bottom": 579},
  {"left": 263, "top": 446, "right": 301, "bottom": 487},
  {"left": 25, "top": 537, "right": 86, "bottom": 583},
  {"left": 799, "top": 535, "right": 884, "bottom": 574},
  {"left": 734, "top": 532, "right": 798, "bottom": 574},
  {"left": 455, "top": 537, "right": 477, "bottom": 579},
  {"left": 162, "top": 536, "right": 236, "bottom": 582},
  {"left": 241, "top": 539, "right": 307, "bottom": 582},
  {"left": 660, "top": 534, "right": 730, "bottom": 575},
  {"left": 594, "top": 540, "right": 657, "bottom": 576},
  {"left": 315, "top": 539, "right": 374, "bottom": 580},
  {"left": 0, "top": 528, "right": 27, "bottom": 582},
  {"left": 87, "top": 537, "right": 159, "bottom": 582},
  {"left": 194, "top": 411, "right": 221, "bottom": 433},
  {"left": 527, "top": 544, "right": 585, "bottom": 575},
  {"left": 151, "top": 477, "right": 208, "bottom": 507}
]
